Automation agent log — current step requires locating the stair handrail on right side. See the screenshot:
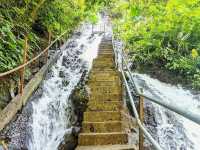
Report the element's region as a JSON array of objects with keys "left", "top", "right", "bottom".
[{"left": 112, "top": 37, "right": 200, "bottom": 150}]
